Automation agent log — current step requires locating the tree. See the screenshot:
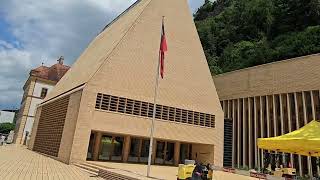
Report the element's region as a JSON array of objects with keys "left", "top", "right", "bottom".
[
  {"left": 0, "top": 123, "right": 15, "bottom": 134},
  {"left": 194, "top": 0, "right": 320, "bottom": 74}
]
